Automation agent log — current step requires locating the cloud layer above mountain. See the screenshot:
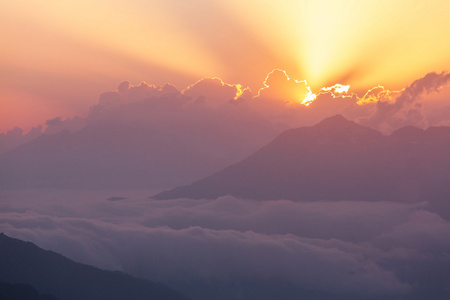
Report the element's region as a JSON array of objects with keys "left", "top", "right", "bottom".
[
  {"left": 1, "top": 190, "right": 449, "bottom": 299},
  {"left": 3, "top": 70, "right": 450, "bottom": 157},
  {"left": 90, "top": 70, "right": 450, "bottom": 134}
]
